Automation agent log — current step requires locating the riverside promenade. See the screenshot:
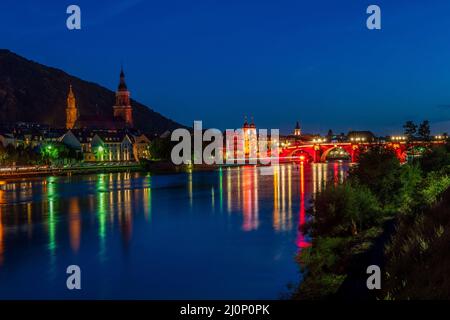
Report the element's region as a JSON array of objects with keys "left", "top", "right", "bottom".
[{"left": 0, "top": 162, "right": 141, "bottom": 179}]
